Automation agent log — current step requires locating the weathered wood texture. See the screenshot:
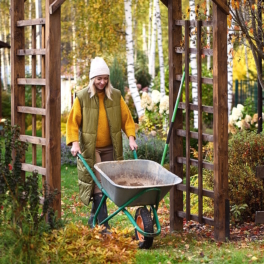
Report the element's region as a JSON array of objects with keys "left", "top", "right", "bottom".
[
  {"left": 45, "top": 0, "right": 61, "bottom": 217},
  {"left": 11, "top": 0, "right": 26, "bottom": 180},
  {"left": 32, "top": 25, "right": 37, "bottom": 165},
  {"left": 185, "top": 20, "right": 190, "bottom": 221},
  {"left": 197, "top": 21, "right": 203, "bottom": 224},
  {"left": 168, "top": 0, "right": 183, "bottom": 231},
  {"left": 213, "top": 1, "right": 229, "bottom": 241},
  {"left": 49, "top": 0, "right": 67, "bottom": 14},
  {"left": 255, "top": 211, "right": 264, "bottom": 224}
]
